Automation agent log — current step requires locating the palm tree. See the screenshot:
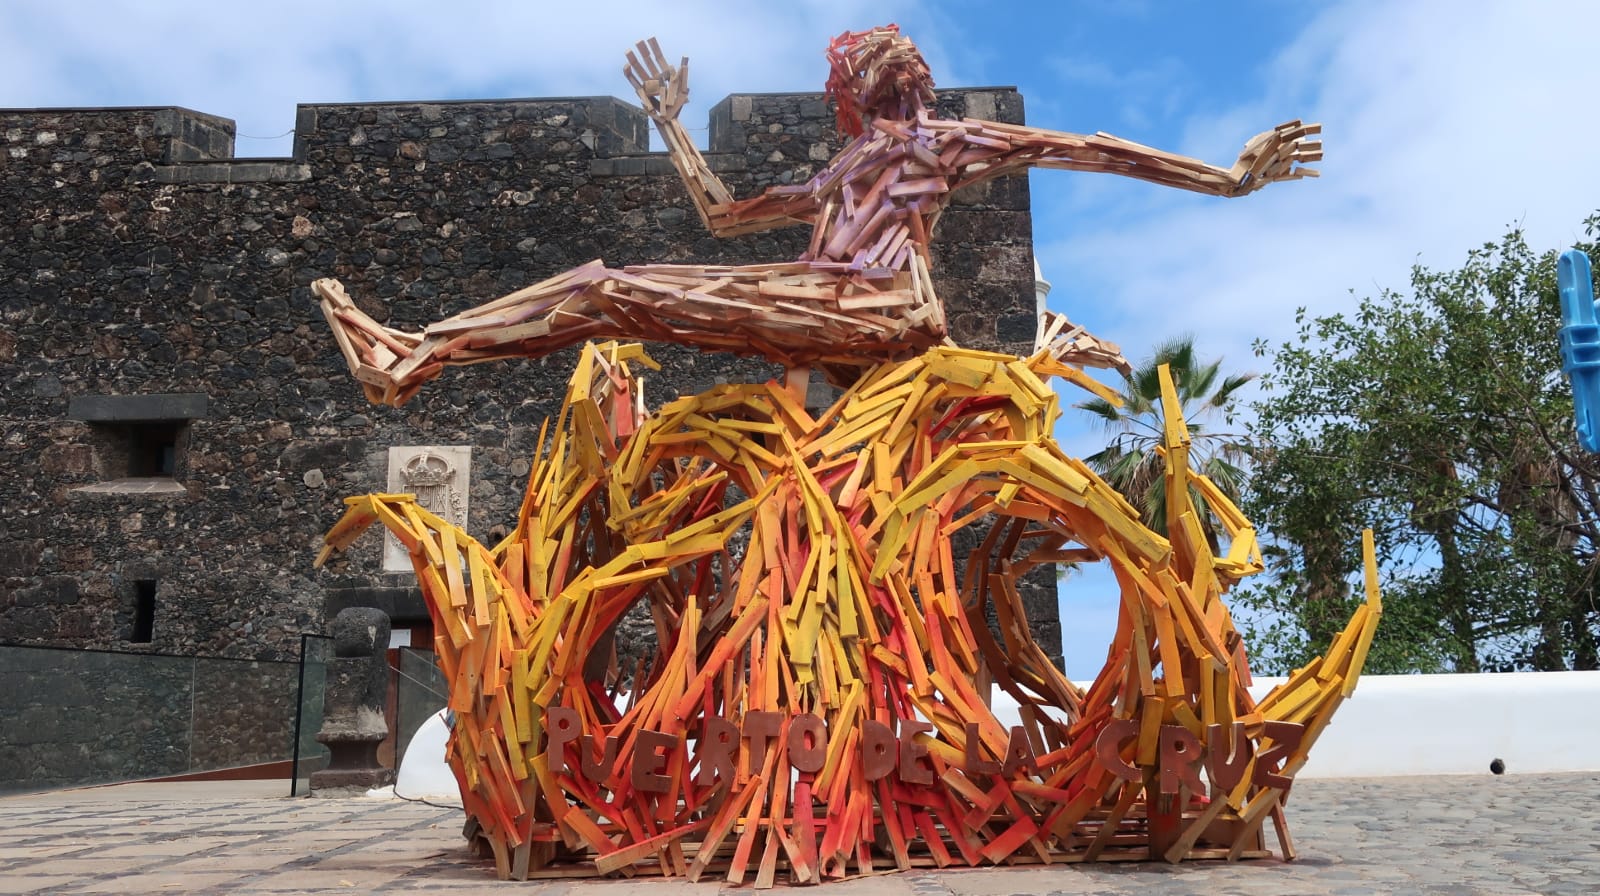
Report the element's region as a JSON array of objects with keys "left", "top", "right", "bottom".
[{"left": 1077, "top": 337, "right": 1256, "bottom": 548}]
